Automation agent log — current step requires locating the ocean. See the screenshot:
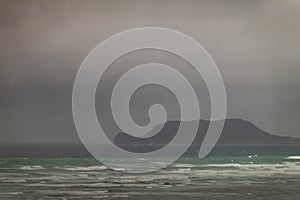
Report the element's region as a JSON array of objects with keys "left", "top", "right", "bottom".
[{"left": 0, "top": 145, "right": 299, "bottom": 200}]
